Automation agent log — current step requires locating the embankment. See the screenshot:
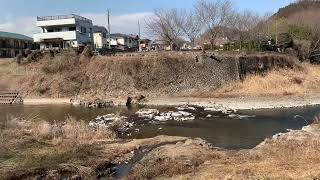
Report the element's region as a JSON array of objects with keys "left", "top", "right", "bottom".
[{"left": 0, "top": 50, "right": 302, "bottom": 101}]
